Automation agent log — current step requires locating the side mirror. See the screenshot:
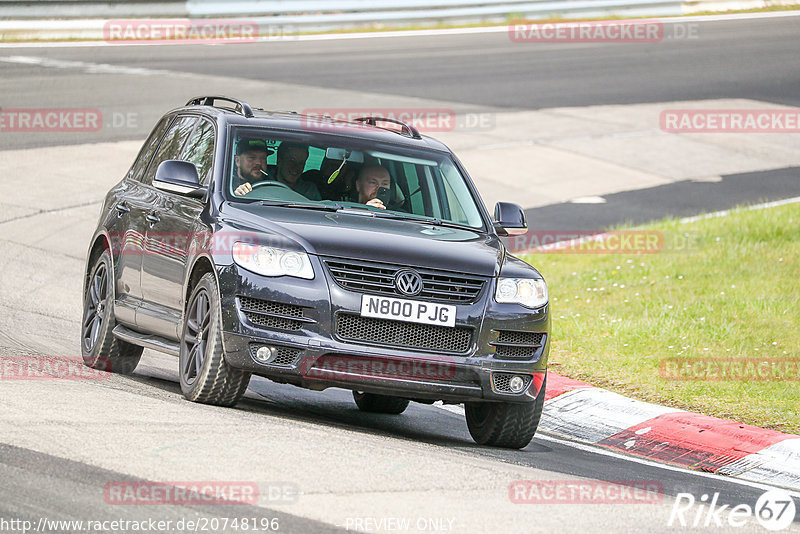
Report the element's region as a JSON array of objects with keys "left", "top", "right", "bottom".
[
  {"left": 494, "top": 202, "right": 528, "bottom": 236},
  {"left": 153, "top": 160, "right": 207, "bottom": 199}
]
